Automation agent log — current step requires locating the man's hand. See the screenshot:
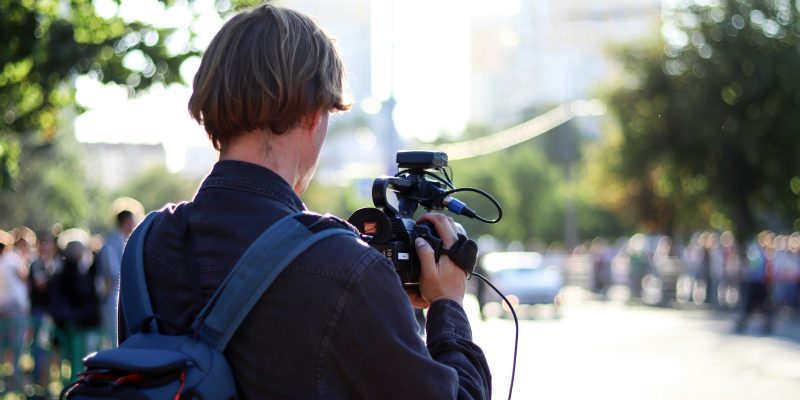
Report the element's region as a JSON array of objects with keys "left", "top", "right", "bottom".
[{"left": 408, "top": 213, "right": 468, "bottom": 308}]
